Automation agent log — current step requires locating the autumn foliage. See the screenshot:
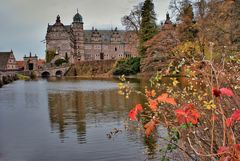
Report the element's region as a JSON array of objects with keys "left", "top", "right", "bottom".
[
  {"left": 119, "top": 56, "right": 239, "bottom": 160},
  {"left": 119, "top": 0, "right": 240, "bottom": 160},
  {"left": 175, "top": 104, "right": 200, "bottom": 125},
  {"left": 128, "top": 104, "right": 143, "bottom": 121}
]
